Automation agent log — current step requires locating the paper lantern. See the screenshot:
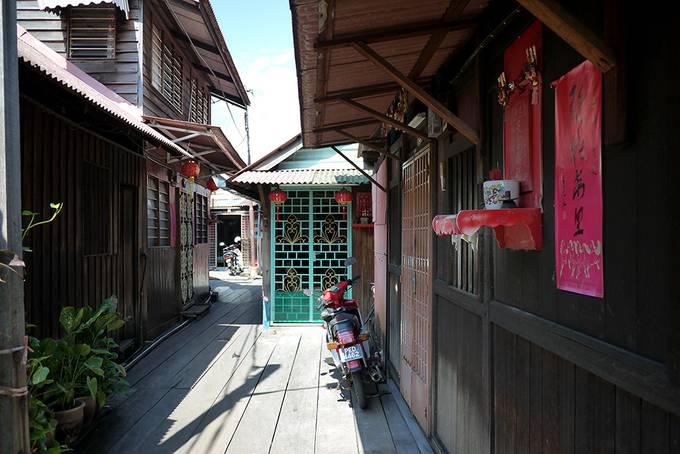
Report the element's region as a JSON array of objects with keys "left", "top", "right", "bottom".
[
  {"left": 180, "top": 160, "right": 200, "bottom": 179},
  {"left": 269, "top": 187, "right": 288, "bottom": 221},
  {"left": 335, "top": 188, "right": 352, "bottom": 219},
  {"left": 206, "top": 177, "right": 219, "bottom": 192}
]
